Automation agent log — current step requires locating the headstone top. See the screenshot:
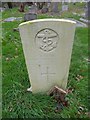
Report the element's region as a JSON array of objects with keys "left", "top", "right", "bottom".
[{"left": 19, "top": 19, "right": 76, "bottom": 27}]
